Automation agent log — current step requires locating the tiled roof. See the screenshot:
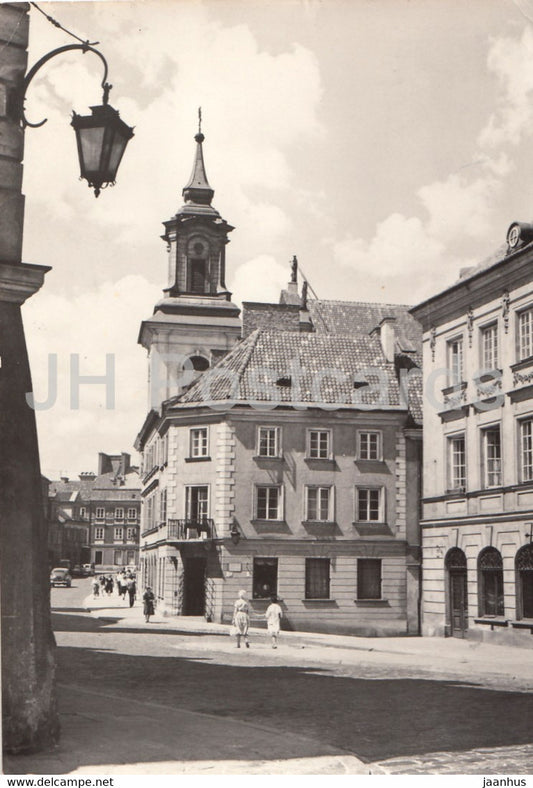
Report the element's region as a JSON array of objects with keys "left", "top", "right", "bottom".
[
  {"left": 307, "top": 299, "right": 421, "bottom": 352},
  {"left": 49, "top": 471, "right": 140, "bottom": 500},
  {"left": 91, "top": 470, "right": 140, "bottom": 491},
  {"left": 176, "top": 329, "right": 418, "bottom": 413}
]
